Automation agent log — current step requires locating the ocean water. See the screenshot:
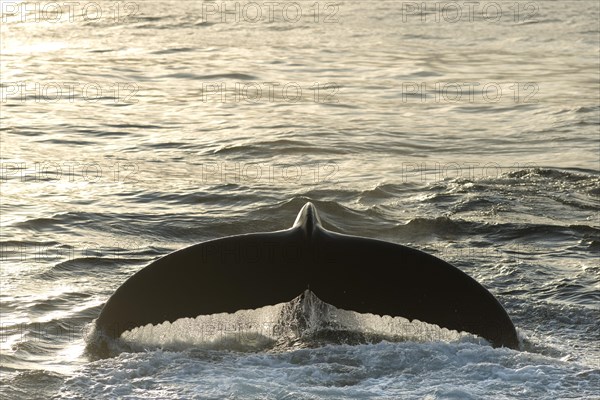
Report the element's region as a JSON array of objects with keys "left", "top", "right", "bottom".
[{"left": 1, "top": 0, "right": 599, "bottom": 398}]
